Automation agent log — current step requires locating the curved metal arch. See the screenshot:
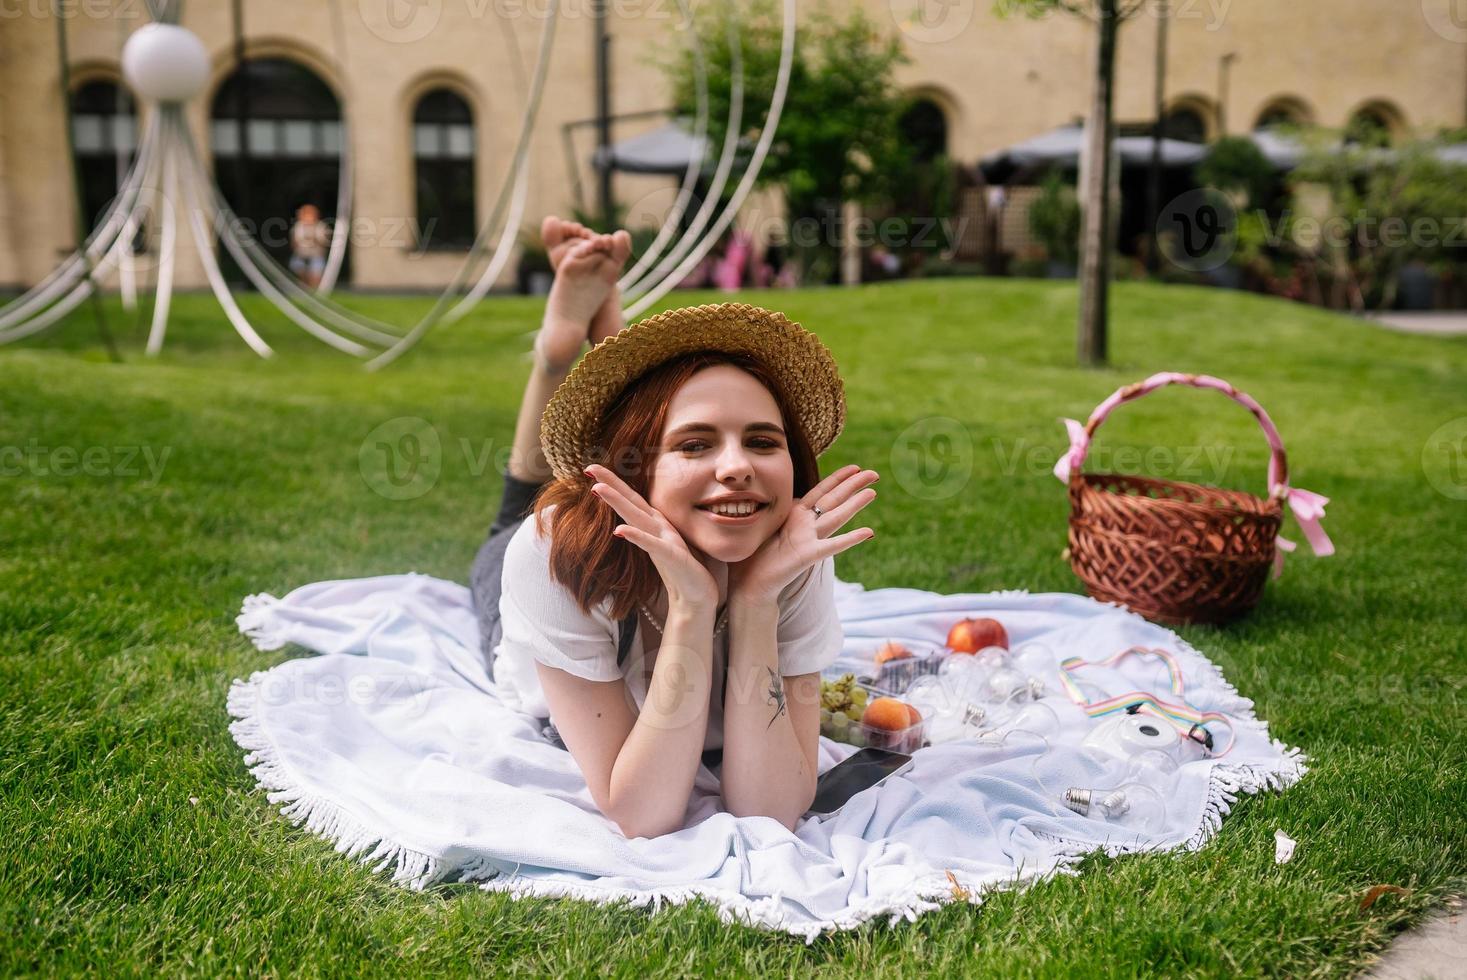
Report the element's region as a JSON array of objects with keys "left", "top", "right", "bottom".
[
  {"left": 613, "top": 0, "right": 710, "bottom": 291},
  {"left": 618, "top": 9, "right": 743, "bottom": 303},
  {"left": 364, "top": 0, "right": 561, "bottom": 371},
  {"left": 622, "top": 0, "right": 795, "bottom": 320},
  {"left": 0, "top": 110, "right": 160, "bottom": 333},
  {"left": 317, "top": 0, "right": 354, "bottom": 294},
  {"left": 441, "top": 9, "right": 536, "bottom": 324}
]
